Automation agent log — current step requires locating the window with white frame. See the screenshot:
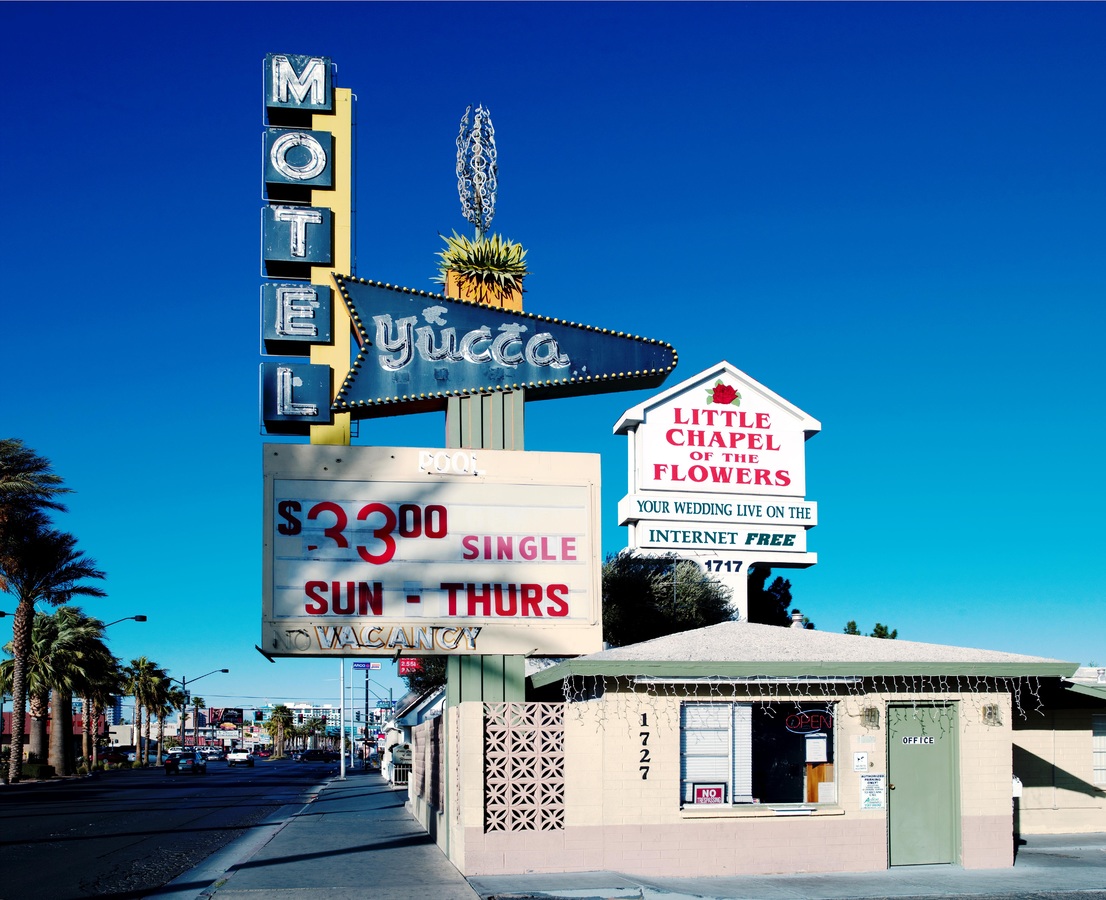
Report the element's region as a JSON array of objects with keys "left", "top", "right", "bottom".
[
  {"left": 1093, "top": 713, "right": 1106, "bottom": 786},
  {"left": 680, "top": 702, "right": 836, "bottom": 806}
]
